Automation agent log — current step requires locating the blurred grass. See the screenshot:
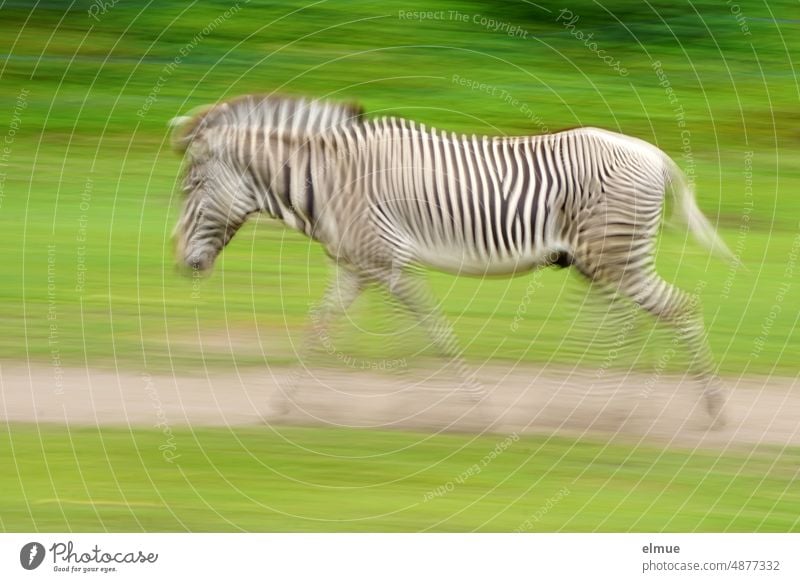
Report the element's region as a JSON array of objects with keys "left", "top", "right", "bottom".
[
  {"left": 1, "top": 1, "right": 799, "bottom": 535},
  {"left": 0, "top": 0, "right": 798, "bottom": 375},
  {"left": 2, "top": 425, "right": 798, "bottom": 532}
]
